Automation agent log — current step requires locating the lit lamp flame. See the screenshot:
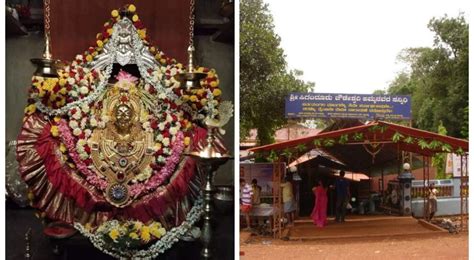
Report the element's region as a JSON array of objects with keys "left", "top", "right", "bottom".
[{"left": 188, "top": 127, "right": 230, "bottom": 159}]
